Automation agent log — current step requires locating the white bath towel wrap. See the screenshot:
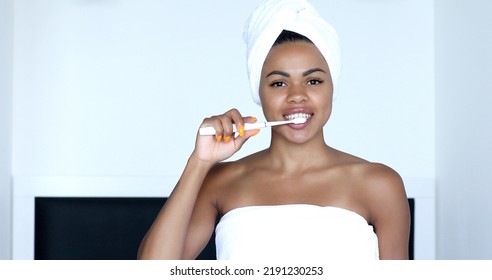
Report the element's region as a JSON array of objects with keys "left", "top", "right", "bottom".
[
  {"left": 215, "top": 204, "right": 379, "bottom": 260},
  {"left": 243, "top": 0, "right": 341, "bottom": 106}
]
